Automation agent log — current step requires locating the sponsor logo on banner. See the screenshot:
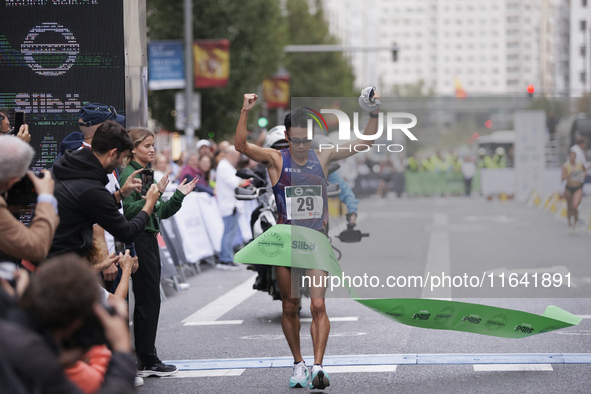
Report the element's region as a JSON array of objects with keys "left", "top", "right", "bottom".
[
  {"left": 386, "top": 305, "right": 405, "bottom": 318},
  {"left": 514, "top": 324, "right": 535, "bottom": 334},
  {"left": 257, "top": 231, "right": 284, "bottom": 257},
  {"left": 485, "top": 314, "right": 508, "bottom": 331},
  {"left": 412, "top": 311, "right": 431, "bottom": 321},
  {"left": 461, "top": 315, "right": 482, "bottom": 325},
  {"left": 435, "top": 306, "right": 455, "bottom": 325}
]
